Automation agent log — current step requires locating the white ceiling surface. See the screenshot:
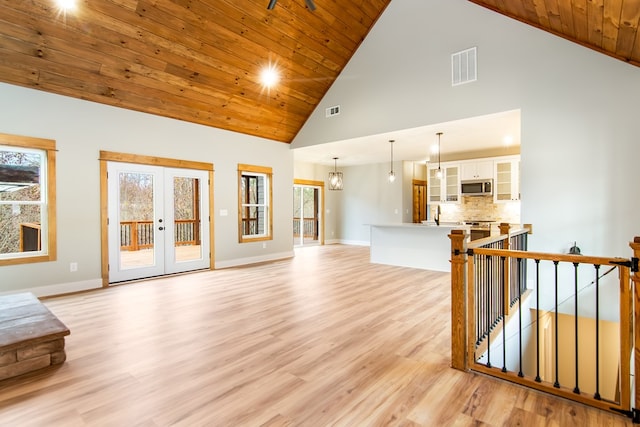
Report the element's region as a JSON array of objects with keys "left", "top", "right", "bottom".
[{"left": 291, "top": 109, "right": 521, "bottom": 166}]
